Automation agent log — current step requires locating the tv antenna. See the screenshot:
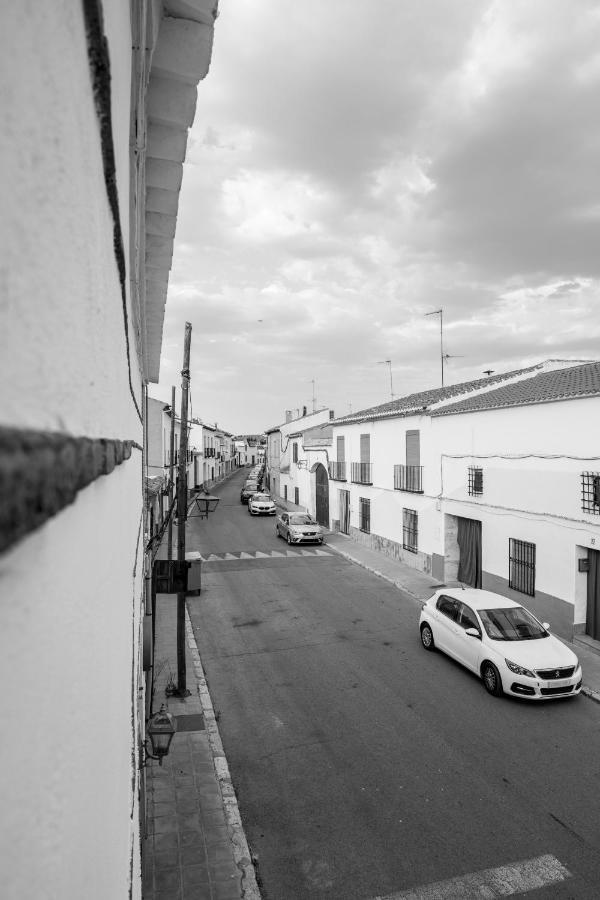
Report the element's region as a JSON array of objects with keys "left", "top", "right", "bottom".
[
  {"left": 377, "top": 359, "right": 395, "bottom": 400},
  {"left": 425, "top": 308, "right": 444, "bottom": 386}
]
